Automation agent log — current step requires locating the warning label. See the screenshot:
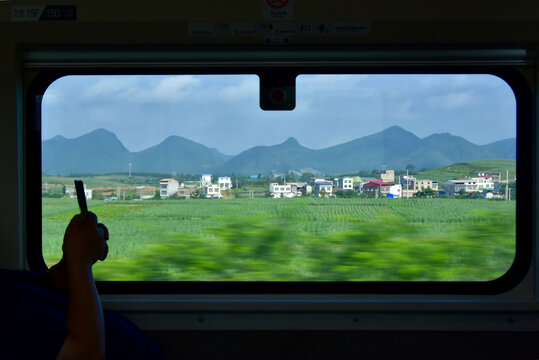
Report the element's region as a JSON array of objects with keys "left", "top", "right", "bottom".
[
  {"left": 188, "top": 22, "right": 370, "bottom": 44},
  {"left": 263, "top": 0, "right": 294, "bottom": 20}
]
